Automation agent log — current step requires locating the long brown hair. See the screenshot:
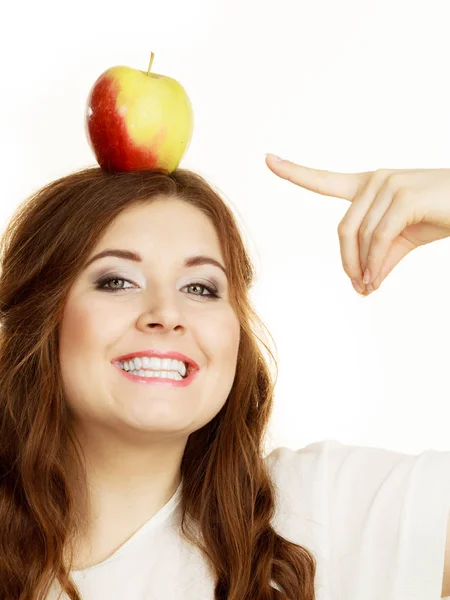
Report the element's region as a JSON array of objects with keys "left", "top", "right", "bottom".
[{"left": 0, "top": 166, "right": 316, "bottom": 599}]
